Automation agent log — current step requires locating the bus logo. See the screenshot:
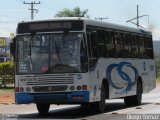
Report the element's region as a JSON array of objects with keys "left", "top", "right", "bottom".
[
  {"left": 20, "top": 77, "right": 37, "bottom": 81},
  {"left": 106, "top": 61, "right": 139, "bottom": 93}
]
